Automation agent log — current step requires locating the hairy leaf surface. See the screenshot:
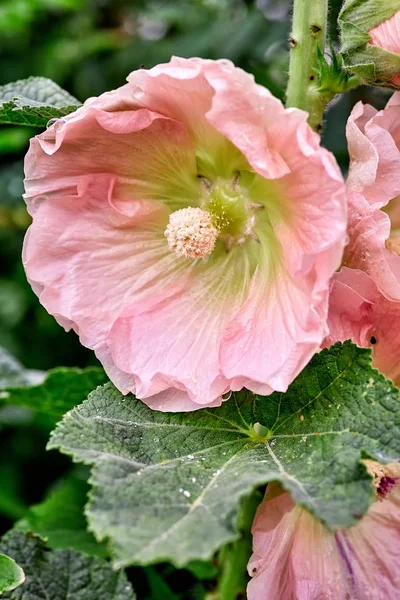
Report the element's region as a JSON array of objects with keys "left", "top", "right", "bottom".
[
  {"left": 49, "top": 343, "right": 400, "bottom": 567},
  {"left": 0, "top": 77, "right": 80, "bottom": 127},
  {"left": 0, "top": 531, "right": 135, "bottom": 600}
]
